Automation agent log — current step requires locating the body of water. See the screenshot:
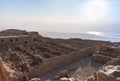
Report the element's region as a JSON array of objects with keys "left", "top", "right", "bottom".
[{"left": 39, "top": 31, "right": 120, "bottom": 42}]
